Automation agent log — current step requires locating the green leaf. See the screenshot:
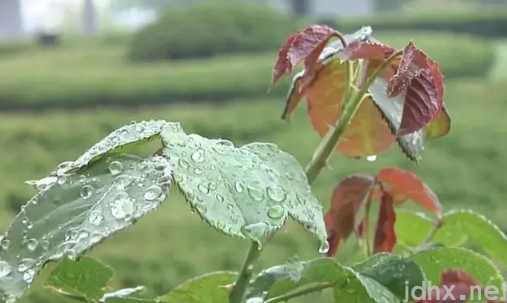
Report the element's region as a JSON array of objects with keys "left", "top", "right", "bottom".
[
  {"left": 100, "top": 286, "right": 147, "bottom": 302},
  {"left": 160, "top": 122, "right": 327, "bottom": 249},
  {"left": 442, "top": 209, "right": 507, "bottom": 268},
  {"left": 261, "top": 257, "right": 406, "bottom": 303},
  {"left": 351, "top": 253, "right": 425, "bottom": 301},
  {"left": 158, "top": 271, "right": 237, "bottom": 303},
  {"left": 395, "top": 210, "right": 467, "bottom": 247},
  {"left": 103, "top": 298, "right": 157, "bottom": 303},
  {"left": 0, "top": 152, "right": 171, "bottom": 301},
  {"left": 411, "top": 247, "right": 505, "bottom": 290},
  {"left": 246, "top": 265, "right": 286, "bottom": 299},
  {"left": 45, "top": 257, "right": 113, "bottom": 301}
]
